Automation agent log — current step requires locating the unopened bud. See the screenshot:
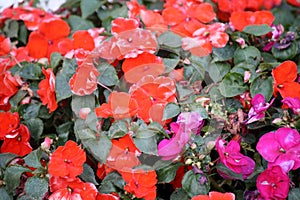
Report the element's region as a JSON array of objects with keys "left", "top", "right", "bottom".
[{"left": 185, "top": 158, "right": 193, "bottom": 165}]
